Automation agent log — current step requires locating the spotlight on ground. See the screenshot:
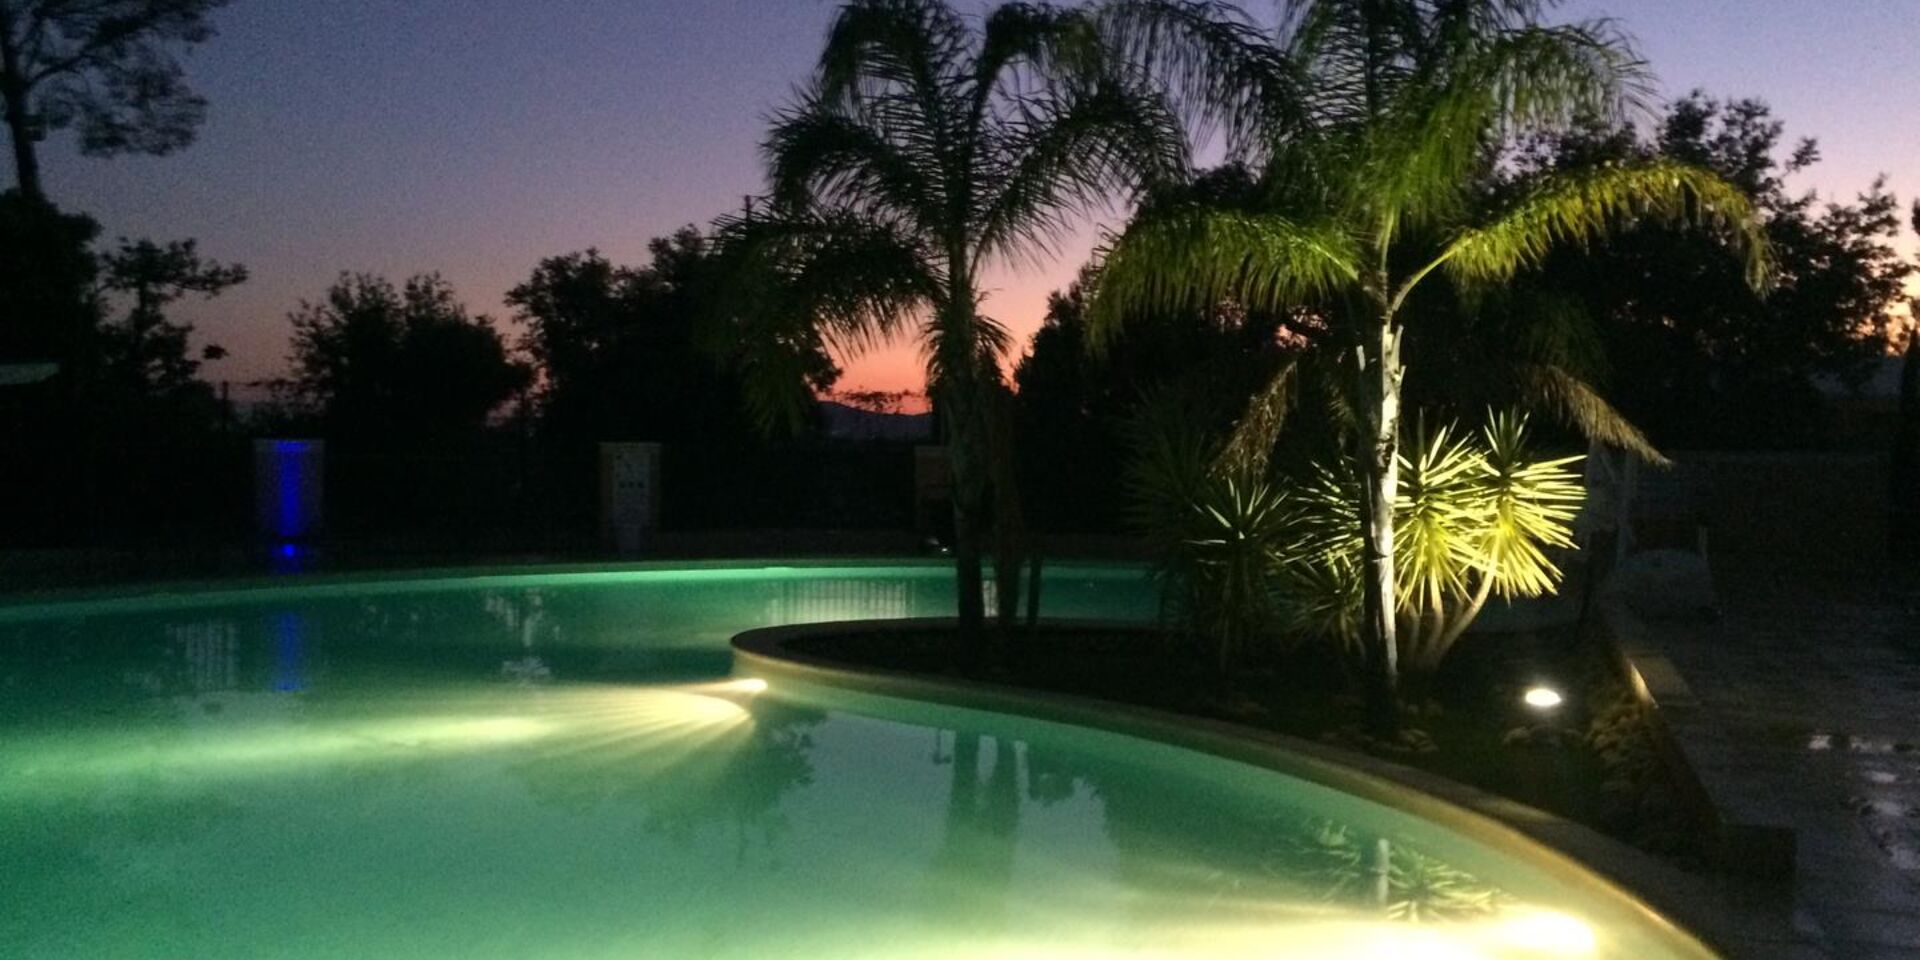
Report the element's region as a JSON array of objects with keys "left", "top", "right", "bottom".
[{"left": 1522, "top": 685, "right": 1564, "bottom": 710}]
